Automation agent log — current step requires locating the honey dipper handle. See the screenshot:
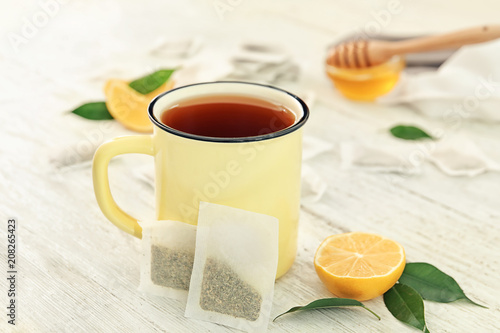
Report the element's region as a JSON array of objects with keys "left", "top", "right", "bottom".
[{"left": 389, "top": 25, "right": 500, "bottom": 55}]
